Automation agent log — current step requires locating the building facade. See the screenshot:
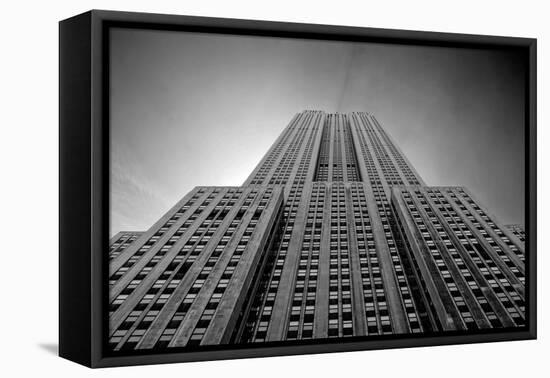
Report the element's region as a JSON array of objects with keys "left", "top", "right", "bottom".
[
  {"left": 507, "top": 224, "right": 526, "bottom": 244},
  {"left": 109, "top": 231, "right": 143, "bottom": 260},
  {"left": 108, "top": 186, "right": 284, "bottom": 351},
  {"left": 390, "top": 186, "right": 525, "bottom": 331},
  {"left": 109, "top": 110, "right": 525, "bottom": 351}
]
